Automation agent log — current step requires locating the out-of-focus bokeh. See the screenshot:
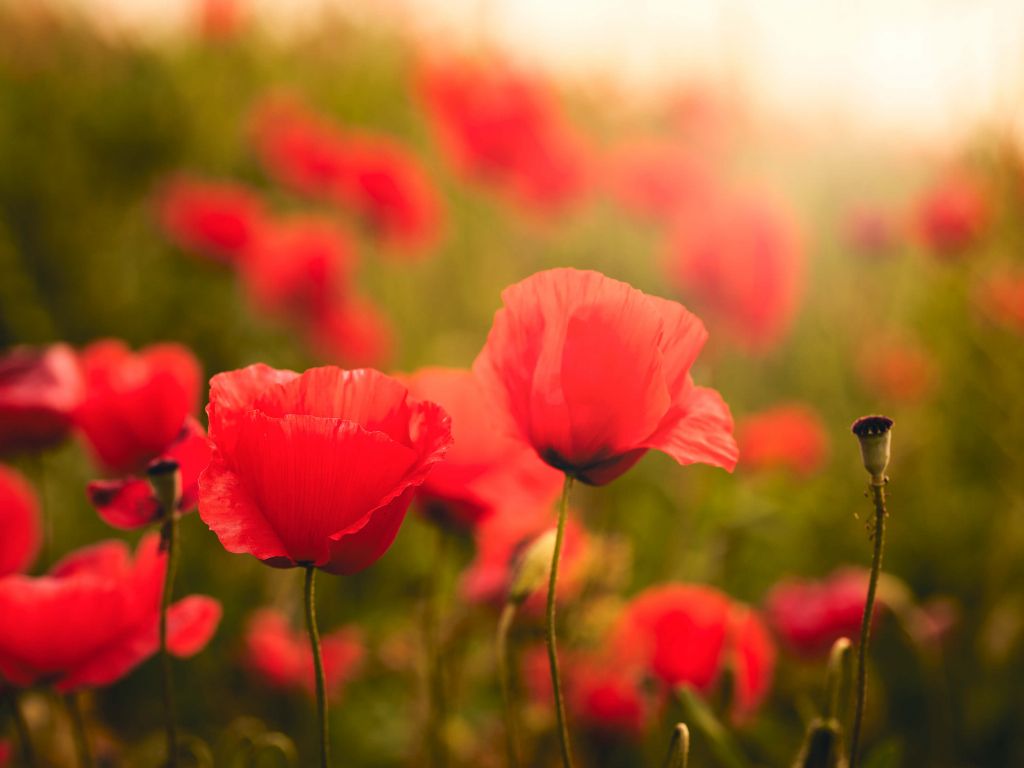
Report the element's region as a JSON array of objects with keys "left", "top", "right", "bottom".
[{"left": 2, "top": 0, "right": 1024, "bottom": 765}]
